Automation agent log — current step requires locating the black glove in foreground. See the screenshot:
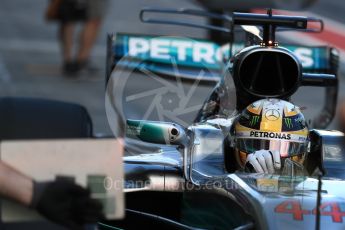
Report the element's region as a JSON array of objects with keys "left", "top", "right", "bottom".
[{"left": 30, "top": 179, "right": 104, "bottom": 229}]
